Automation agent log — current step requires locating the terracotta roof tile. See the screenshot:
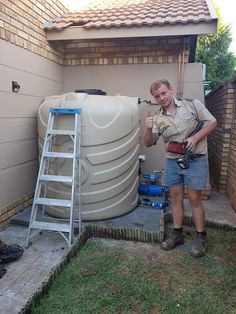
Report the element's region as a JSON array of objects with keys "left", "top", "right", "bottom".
[{"left": 44, "top": 0, "right": 215, "bottom": 31}]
